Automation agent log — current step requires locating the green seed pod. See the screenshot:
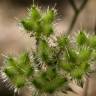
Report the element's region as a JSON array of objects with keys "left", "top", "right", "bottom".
[
  {"left": 33, "top": 21, "right": 42, "bottom": 35},
  {"left": 77, "top": 31, "right": 88, "bottom": 46},
  {"left": 44, "top": 76, "right": 67, "bottom": 93},
  {"left": 57, "top": 36, "right": 69, "bottom": 48},
  {"left": 65, "top": 49, "right": 77, "bottom": 63},
  {"left": 32, "top": 76, "right": 45, "bottom": 90},
  {"left": 43, "top": 24, "right": 53, "bottom": 37},
  {"left": 79, "top": 48, "right": 91, "bottom": 61},
  {"left": 21, "top": 19, "right": 33, "bottom": 31},
  {"left": 32, "top": 73, "right": 67, "bottom": 93},
  {"left": 14, "top": 76, "right": 26, "bottom": 88},
  {"left": 71, "top": 68, "right": 84, "bottom": 80},
  {"left": 23, "top": 66, "right": 33, "bottom": 77},
  {"left": 60, "top": 62, "right": 73, "bottom": 72},
  {"left": 6, "top": 57, "right": 18, "bottom": 69},
  {"left": 21, "top": 19, "right": 42, "bottom": 35},
  {"left": 38, "top": 40, "right": 52, "bottom": 63},
  {"left": 4, "top": 66, "right": 17, "bottom": 78},
  {"left": 30, "top": 5, "right": 41, "bottom": 20},
  {"left": 42, "top": 68, "right": 57, "bottom": 81},
  {"left": 18, "top": 52, "right": 30, "bottom": 66},
  {"left": 43, "top": 8, "right": 56, "bottom": 24}
]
